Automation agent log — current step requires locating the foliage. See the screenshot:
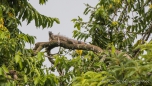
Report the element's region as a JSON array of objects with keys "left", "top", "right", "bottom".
[
  {"left": 68, "top": 46, "right": 152, "bottom": 86},
  {"left": 0, "top": 0, "right": 59, "bottom": 85},
  {"left": 1, "top": 0, "right": 152, "bottom": 86},
  {"left": 70, "top": 0, "right": 152, "bottom": 86},
  {"left": 72, "top": 0, "right": 152, "bottom": 54}
]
